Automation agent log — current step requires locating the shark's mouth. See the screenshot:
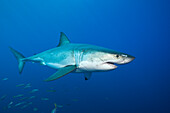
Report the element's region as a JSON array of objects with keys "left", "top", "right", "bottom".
[
  {"left": 105, "top": 62, "right": 117, "bottom": 68},
  {"left": 106, "top": 62, "right": 115, "bottom": 65}
]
